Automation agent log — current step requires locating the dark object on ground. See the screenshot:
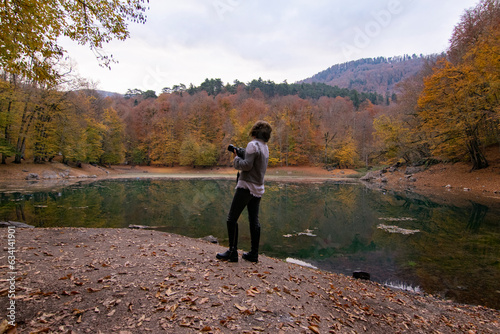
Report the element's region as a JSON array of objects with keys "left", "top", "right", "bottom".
[{"left": 353, "top": 271, "right": 371, "bottom": 280}]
